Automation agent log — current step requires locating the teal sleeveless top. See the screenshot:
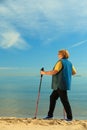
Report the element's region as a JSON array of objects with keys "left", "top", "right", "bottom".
[{"left": 51, "top": 59, "right": 72, "bottom": 90}]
